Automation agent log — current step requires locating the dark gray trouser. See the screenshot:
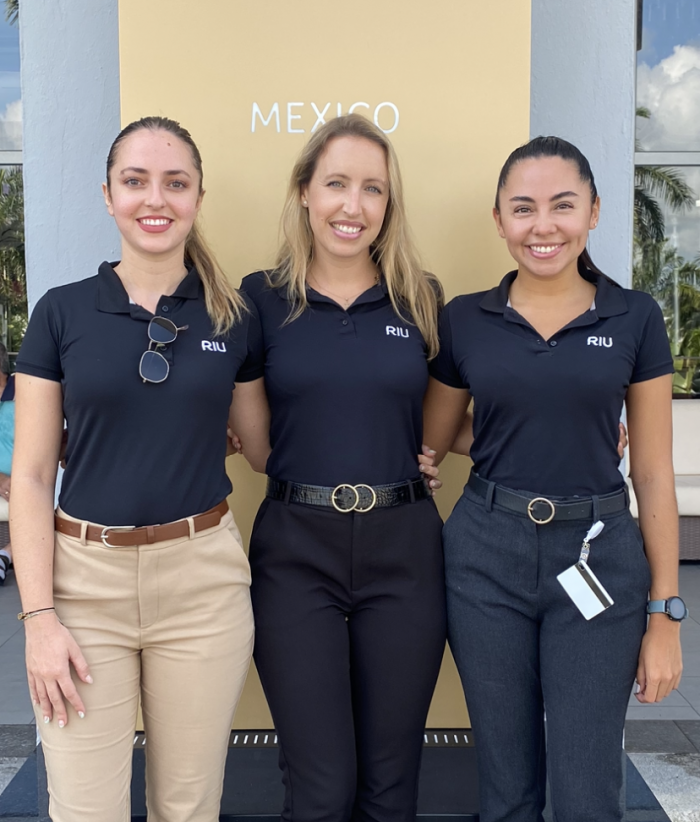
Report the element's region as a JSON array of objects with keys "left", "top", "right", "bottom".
[
  {"left": 444, "top": 485, "right": 650, "bottom": 822},
  {"left": 250, "top": 496, "right": 447, "bottom": 822}
]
